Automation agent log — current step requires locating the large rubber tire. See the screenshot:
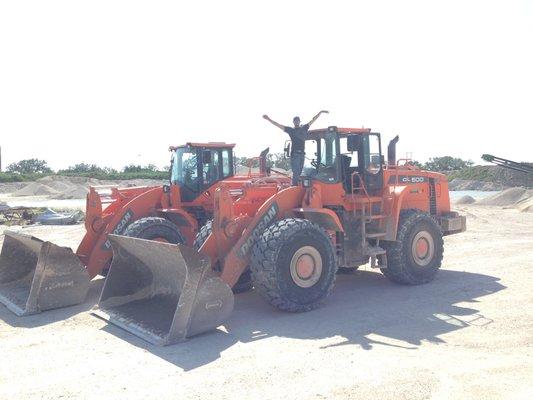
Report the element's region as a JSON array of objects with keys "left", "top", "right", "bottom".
[
  {"left": 193, "top": 220, "right": 213, "bottom": 252},
  {"left": 193, "top": 220, "right": 253, "bottom": 294},
  {"left": 251, "top": 218, "right": 337, "bottom": 312},
  {"left": 99, "top": 217, "right": 185, "bottom": 276},
  {"left": 123, "top": 217, "right": 185, "bottom": 244},
  {"left": 379, "top": 210, "right": 444, "bottom": 285}
]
